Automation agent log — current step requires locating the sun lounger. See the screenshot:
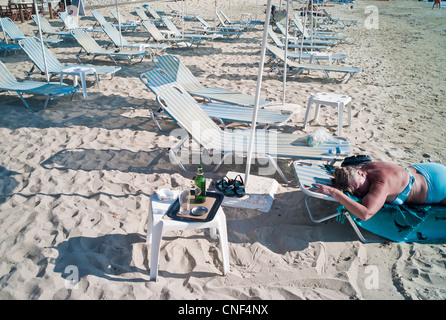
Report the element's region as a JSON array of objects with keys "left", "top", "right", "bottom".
[
  {"left": 155, "top": 85, "right": 350, "bottom": 182},
  {"left": 266, "top": 44, "right": 360, "bottom": 83},
  {"left": 140, "top": 68, "right": 293, "bottom": 130},
  {"left": 267, "top": 26, "right": 329, "bottom": 51},
  {"left": 0, "top": 42, "right": 20, "bottom": 57},
  {"left": 0, "top": 17, "right": 62, "bottom": 45},
  {"left": 321, "top": 9, "right": 357, "bottom": 26},
  {"left": 18, "top": 37, "right": 120, "bottom": 85},
  {"left": 291, "top": 15, "right": 348, "bottom": 42},
  {"left": 161, "top": 16, "right": 222, "bottom": 41},
  {"left": 219, "top": 10, "right": 261, "bottom": 30},
  {"left": 109, "top": 8, "right": 140, "bottom": 31},
  {"left": 292, "top": 160, "right": 446, "bottom": 242},
  {"left": 31, "top": 14, "right": 74, "bottom": 40},
  {"left": 0, "top": 60, "right": 78, "bottom": 110},
  {"left": 191, "top": 14, "right": 243, "bottom": 38},
  {"left": 275, "top": 22, "right": 337, "bottom": 47},
  {"left": 91, "top": 10, "right": 169, "bottom": 55},
  {"left": 141, "top": 19, "right": 204, "bottom": 48},
  {"left": 71, "top": 28, "right": 148, "bottom": 65},
  {"left": 153, "top": 54, "right": 273, "bottom": 108}
]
